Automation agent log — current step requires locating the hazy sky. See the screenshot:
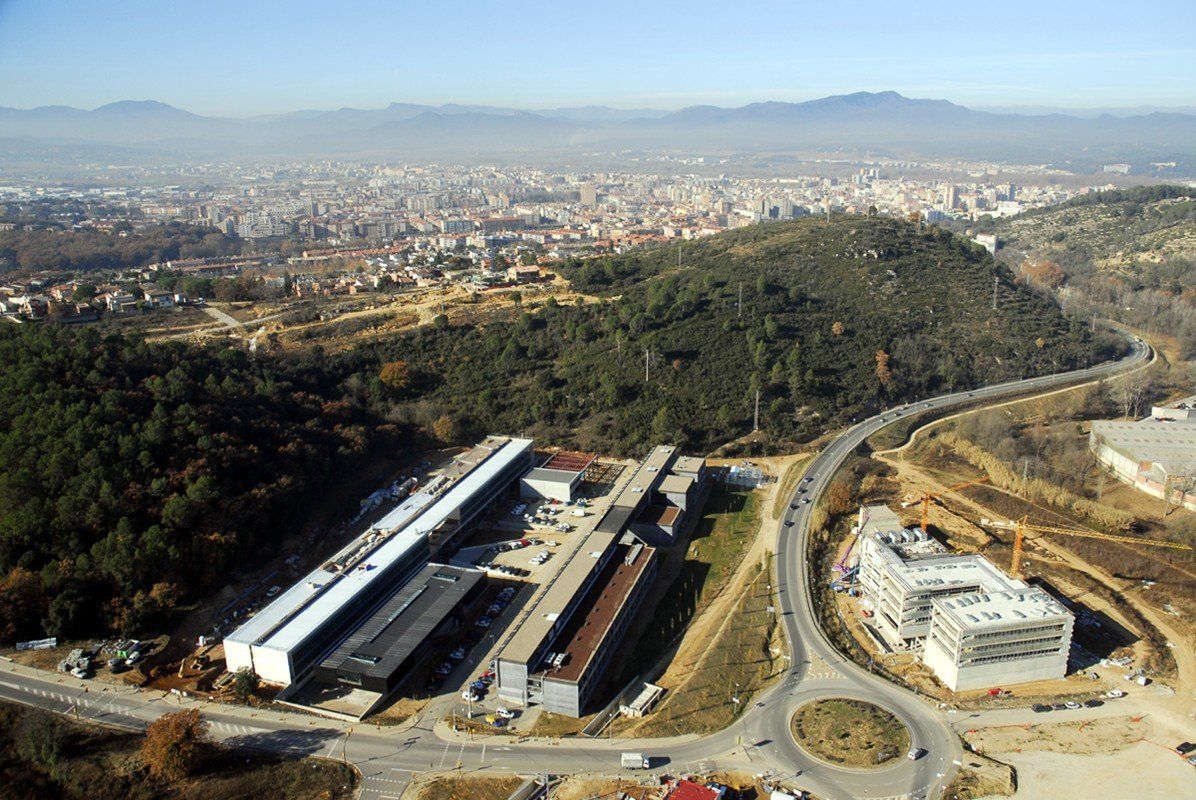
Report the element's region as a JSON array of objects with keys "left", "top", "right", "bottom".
[{"left": 1, "top": 0, "right": 1193, "bottom": 115}]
